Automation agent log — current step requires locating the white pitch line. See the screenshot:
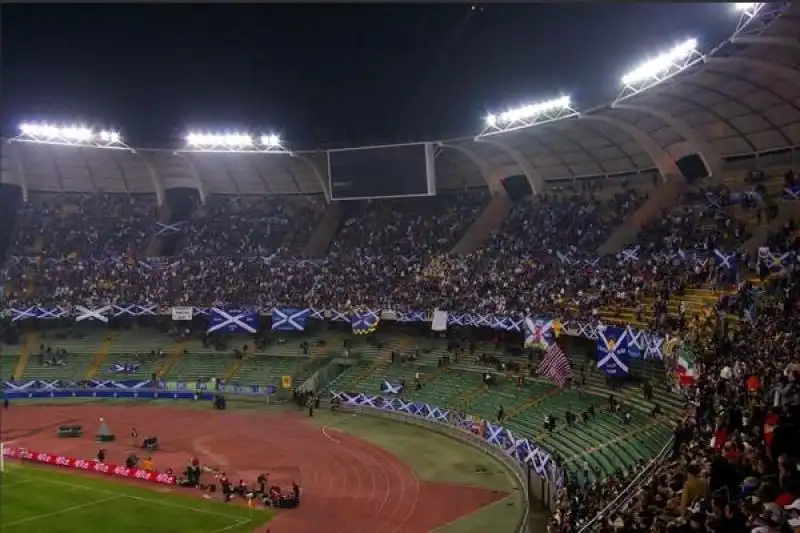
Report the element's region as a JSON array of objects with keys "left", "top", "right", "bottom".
[
  {"left": 204, "top": 518, "right": 253, "bottom": 533},
  {"left": 13, "top": 469, "right": 249, "bottom": 521},
  {"left": 3, "top": 495, "right": 122, "bottom": 528},
  {"left": 0, "top": 477, "right": 38, "bottom": 489},
  {"left": 321, "top": 413, "right": 357, "bottom": 444}
]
